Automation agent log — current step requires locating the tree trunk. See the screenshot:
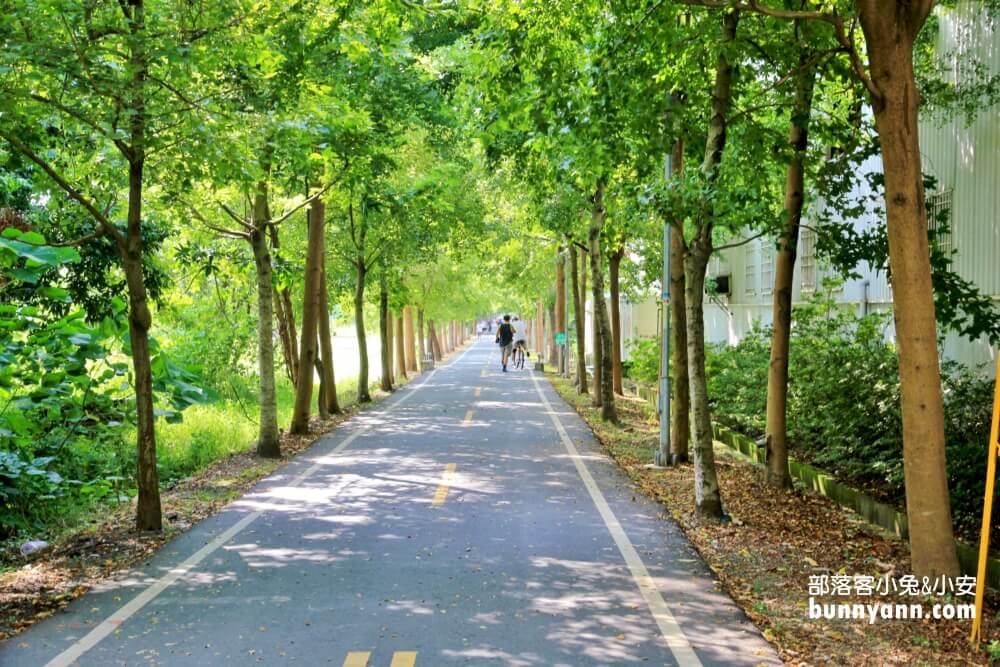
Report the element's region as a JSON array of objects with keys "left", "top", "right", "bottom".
[
  {"left": 280, "top": 287, "right": 299, "bottom": 385},
  {"left": 417, "top": 308, "right": 426, "bottom": 359},
  {"left": 609, "top": 247, "right": 624, "bottom": 395},
  {"left": 589, "top": 182, "right": 616, "bottom": 422},
  {"left": 315, "top": 331, "right": 329, "bottom": 420},
  {"left": 685, "top": 244, "right": 722, "bottom": 519},
  {"left": 250, "top": 184, "right": 280, "bottom": 458},
  {"left": 395, "top": 311, "right": 407, "bottom": 380},
  {"left": 403, "top": 306, "right": 417, "bottom": 372},
  {"left": 289, "top": 198, "right": 325, "bottom": 434},
  {"left": 569, "top": 243, "right": 588, "bottom": 394},
  {"left": 379, "top": 275, "right": 393, "bottom": 392},
  {"left": 765, "top": 43, "right": 815, "bottom": 488},
  {"left": 669, "top": 142, "right": 690, "bottom": 463},
  {"left": 546, "top": 305, "right": 558, "bottom": 363},
  {"left": 120, "top": 4, "right": 161, "bottom": 532},
  {"left": 273, "top": 286, "right": 296, "bottom": 385},
  {"left": 535, "top": 301, "right": 544, "bottom": 358},
  {"left": 317, "top": 264, "right": 339, "bottom": 415},
  {"left": 591, "top": 251, "right": 603, "bottom": 409},
  {"left": 555, "top": 250, "right": 566, "bottom": 374},
  {"left": 858, "top": 2, "right": 959, "bottom": 577},
  {"left": 684, "top": 9, "right": 739, "bottom": 520},
  {"left": 428, "top": 319, "right": 442, "bottom": 360},
  {"left": 354, "top": 258, "right": 371, "bottom": 403}
]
